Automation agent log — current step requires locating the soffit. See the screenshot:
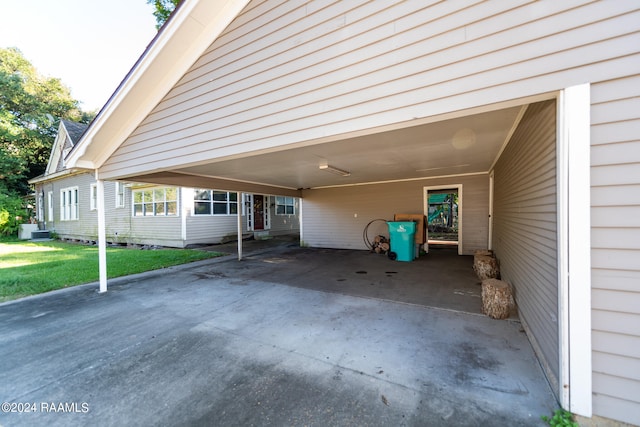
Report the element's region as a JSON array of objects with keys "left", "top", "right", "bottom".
[{"left": 162, "top": 105, "right": 524, "bottom": 191}]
